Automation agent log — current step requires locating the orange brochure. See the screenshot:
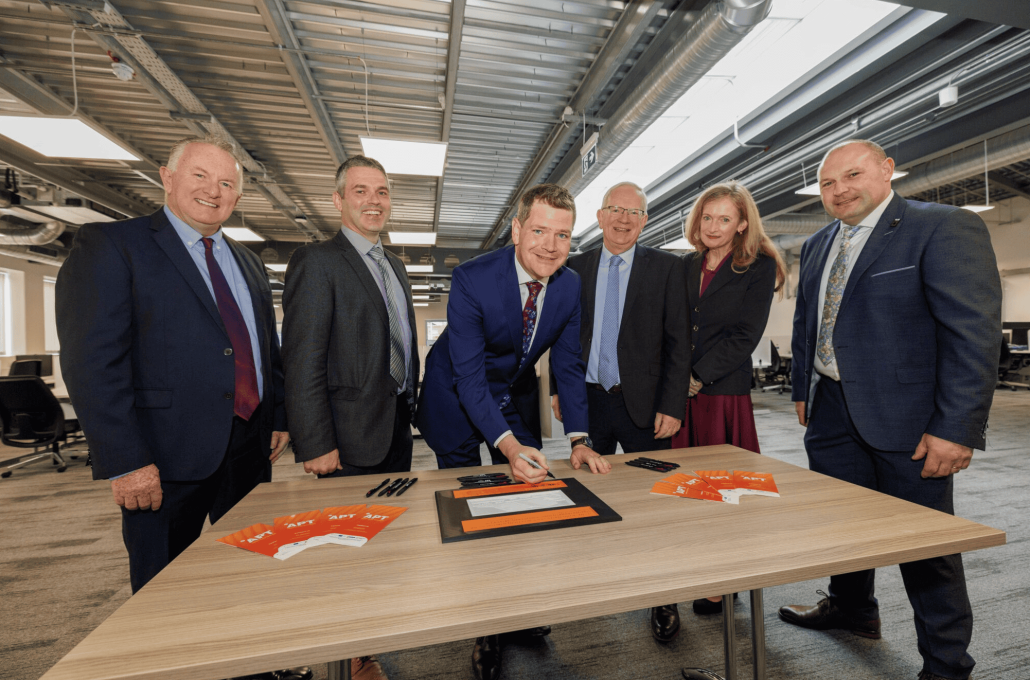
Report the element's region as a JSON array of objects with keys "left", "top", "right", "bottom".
[
  {"left": 318, "top": 503, "right": 369, "bottom": 547},
  {"left": 733, "top": 470, "right": 780, "bottom": 497},
  {"left": 651, "top": 474, "right": 724, "bottom": 502},
  {"left": 453, "top": 480, "right": 567, "bottom": 499},
  {"left": 273, "top": 509, "right": 325, "bottom": 557},
  {"left": 694, "top": 470, "right": 742, "bottom": 504},
  {"left": 217, "top": 523, "right": 292, "bottom": 560},
  {"left": 321, "top": 504, "right": 408, "bottom": 547}
]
